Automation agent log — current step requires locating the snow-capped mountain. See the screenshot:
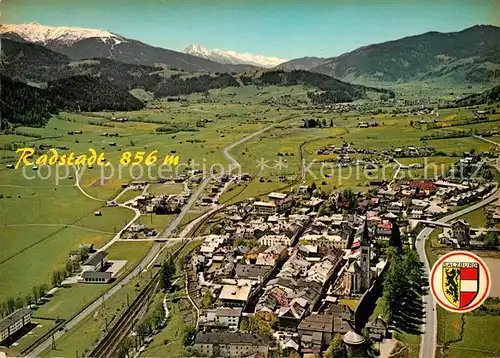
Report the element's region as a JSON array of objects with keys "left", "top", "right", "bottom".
[
  {"left": 0, "top": 22, "right": 125, "bottom": 46},
  {"left": 184, "top": 44, "right": 287, "bottom": 68},
  {"left": 0, "top": 23, "right": 255, "bottom": 73}
]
